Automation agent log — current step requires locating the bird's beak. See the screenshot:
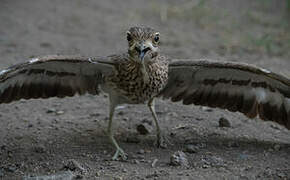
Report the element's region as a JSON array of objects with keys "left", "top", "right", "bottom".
[{"left": 135, "top": 42, "right": 151, "bottom": 61}]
